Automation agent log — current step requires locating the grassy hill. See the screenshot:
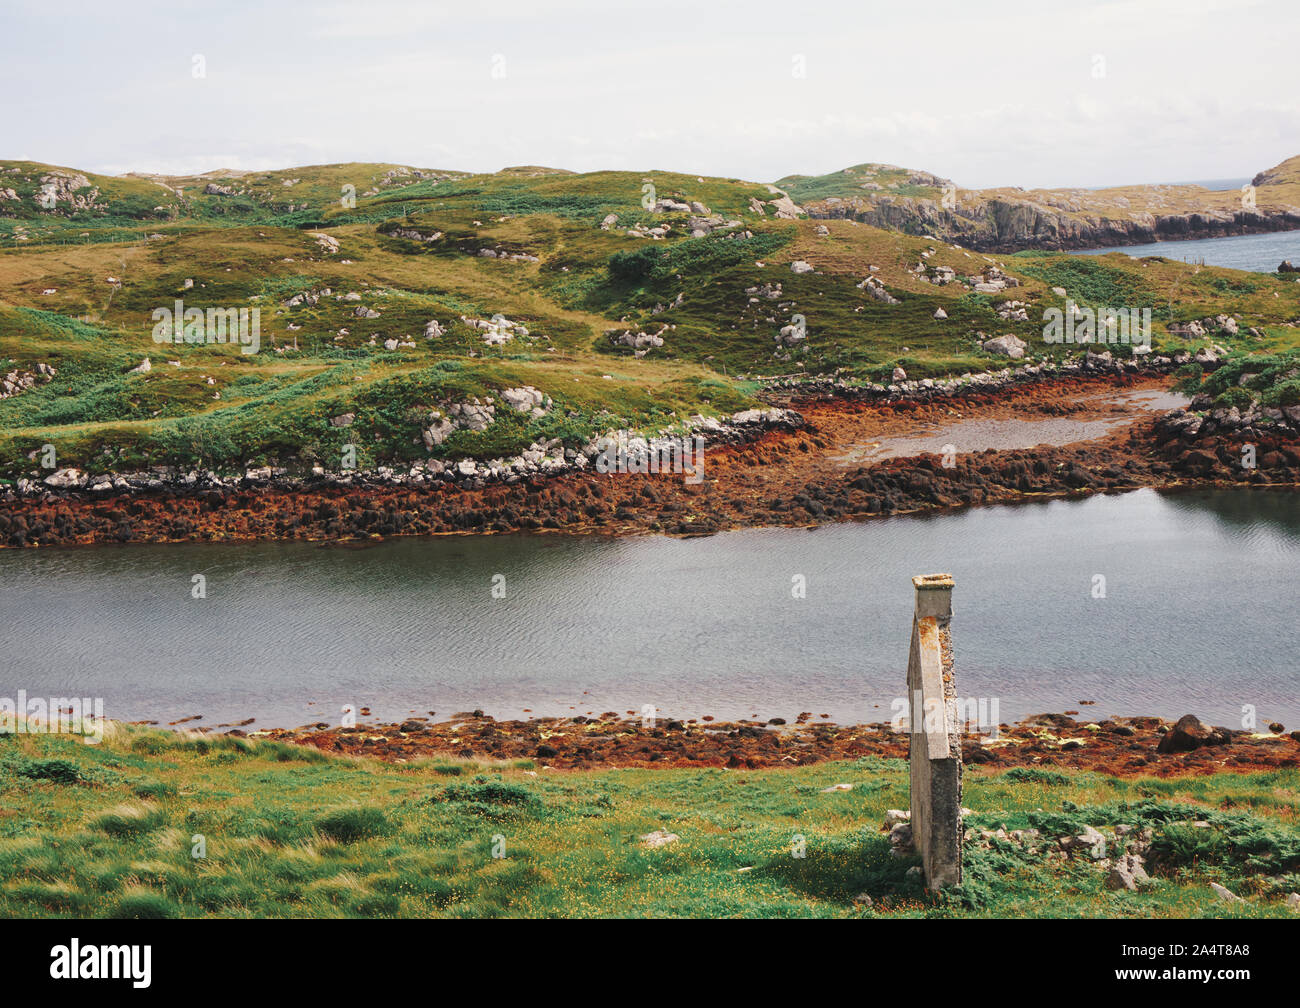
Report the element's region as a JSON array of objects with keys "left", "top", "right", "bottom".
[{"left": 2, "top": 157, "right": 1300, "bottom": 480}]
